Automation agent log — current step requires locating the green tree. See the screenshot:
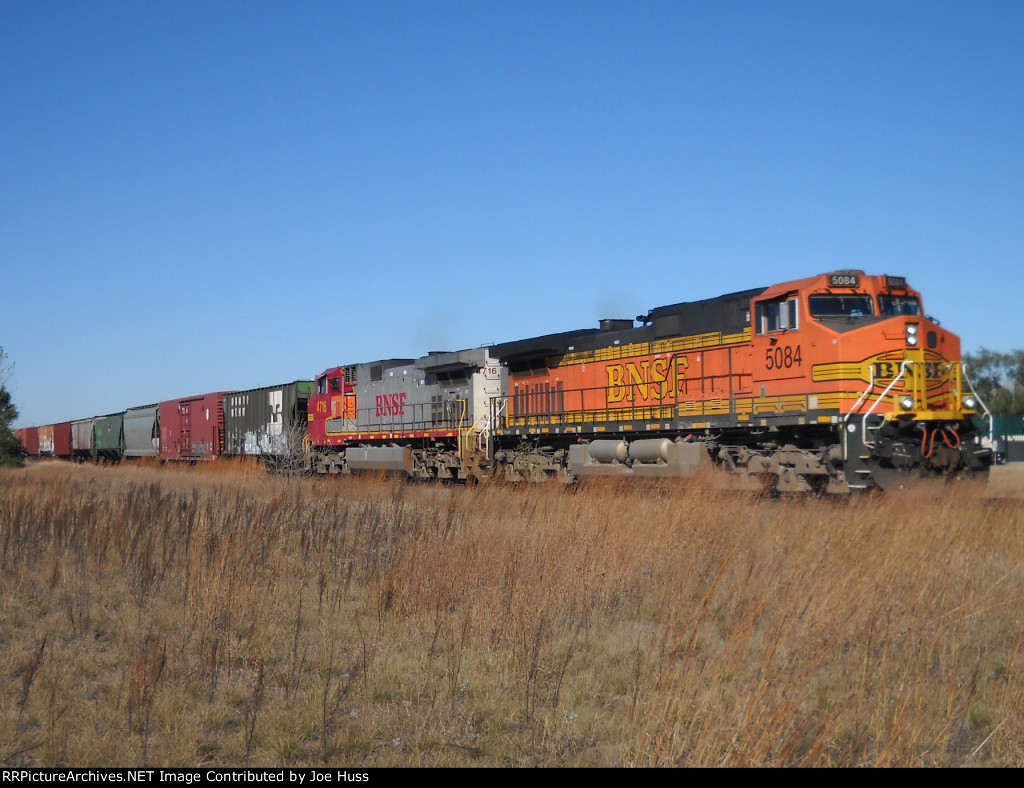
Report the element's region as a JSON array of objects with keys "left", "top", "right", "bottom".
[
  {"left": 0, "top": 347, "right": 25, "bottom": 467},
  {"left": 963, "top": 348, "right": 1024, "bottom": 417}
]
